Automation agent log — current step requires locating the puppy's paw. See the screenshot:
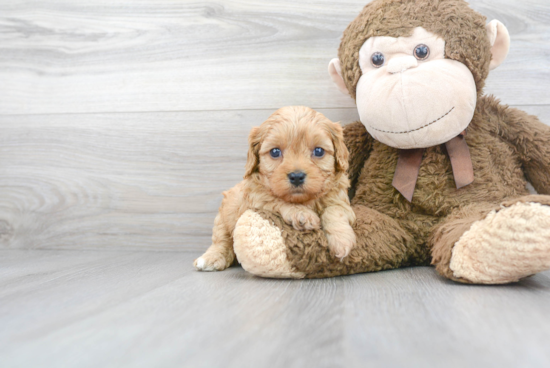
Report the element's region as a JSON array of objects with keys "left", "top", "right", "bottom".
[
  {"left": 194, "top": 252, "right": 230, "bottom": 272},
  {"left": 287, "top": 210, "right": 321, "bottom": 231},
  {"left": 326, "top": 225, "right": 356, "bottom": 260}
]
